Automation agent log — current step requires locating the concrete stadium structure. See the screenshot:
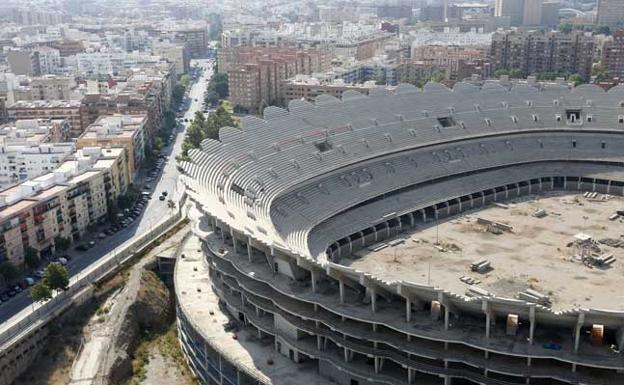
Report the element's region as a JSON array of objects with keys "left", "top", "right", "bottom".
[{"left": 176, "top": 81, "right": 624, "bottom": 385}]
